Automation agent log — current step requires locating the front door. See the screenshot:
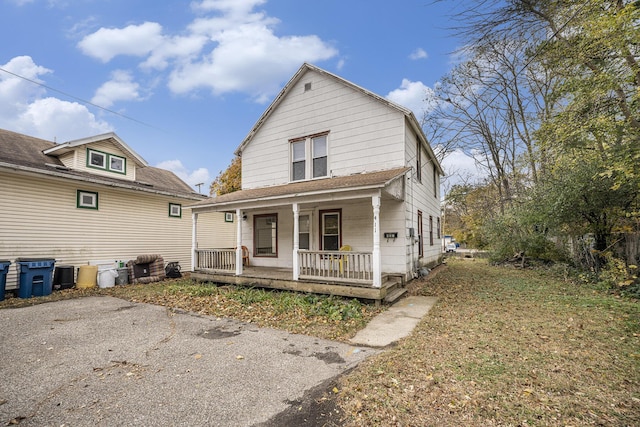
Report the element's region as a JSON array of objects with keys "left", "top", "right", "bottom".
[{"left": 319, "top": 209, "right": 341, "bottom": 250}]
